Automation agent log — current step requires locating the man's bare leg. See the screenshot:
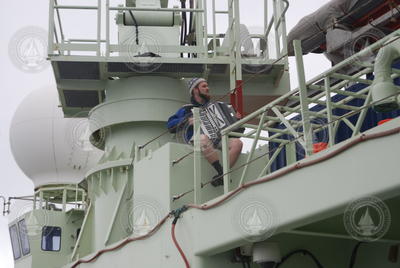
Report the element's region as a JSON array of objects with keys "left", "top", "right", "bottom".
[
  {"left": 200, "top": 135, "right": 243, "bottom": 186},
  {"left": 228, "top": 138, "right": 243, "bottom": 167},
  {"left": 200, "top": 134, "right": 219, "bottom": 163}
]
